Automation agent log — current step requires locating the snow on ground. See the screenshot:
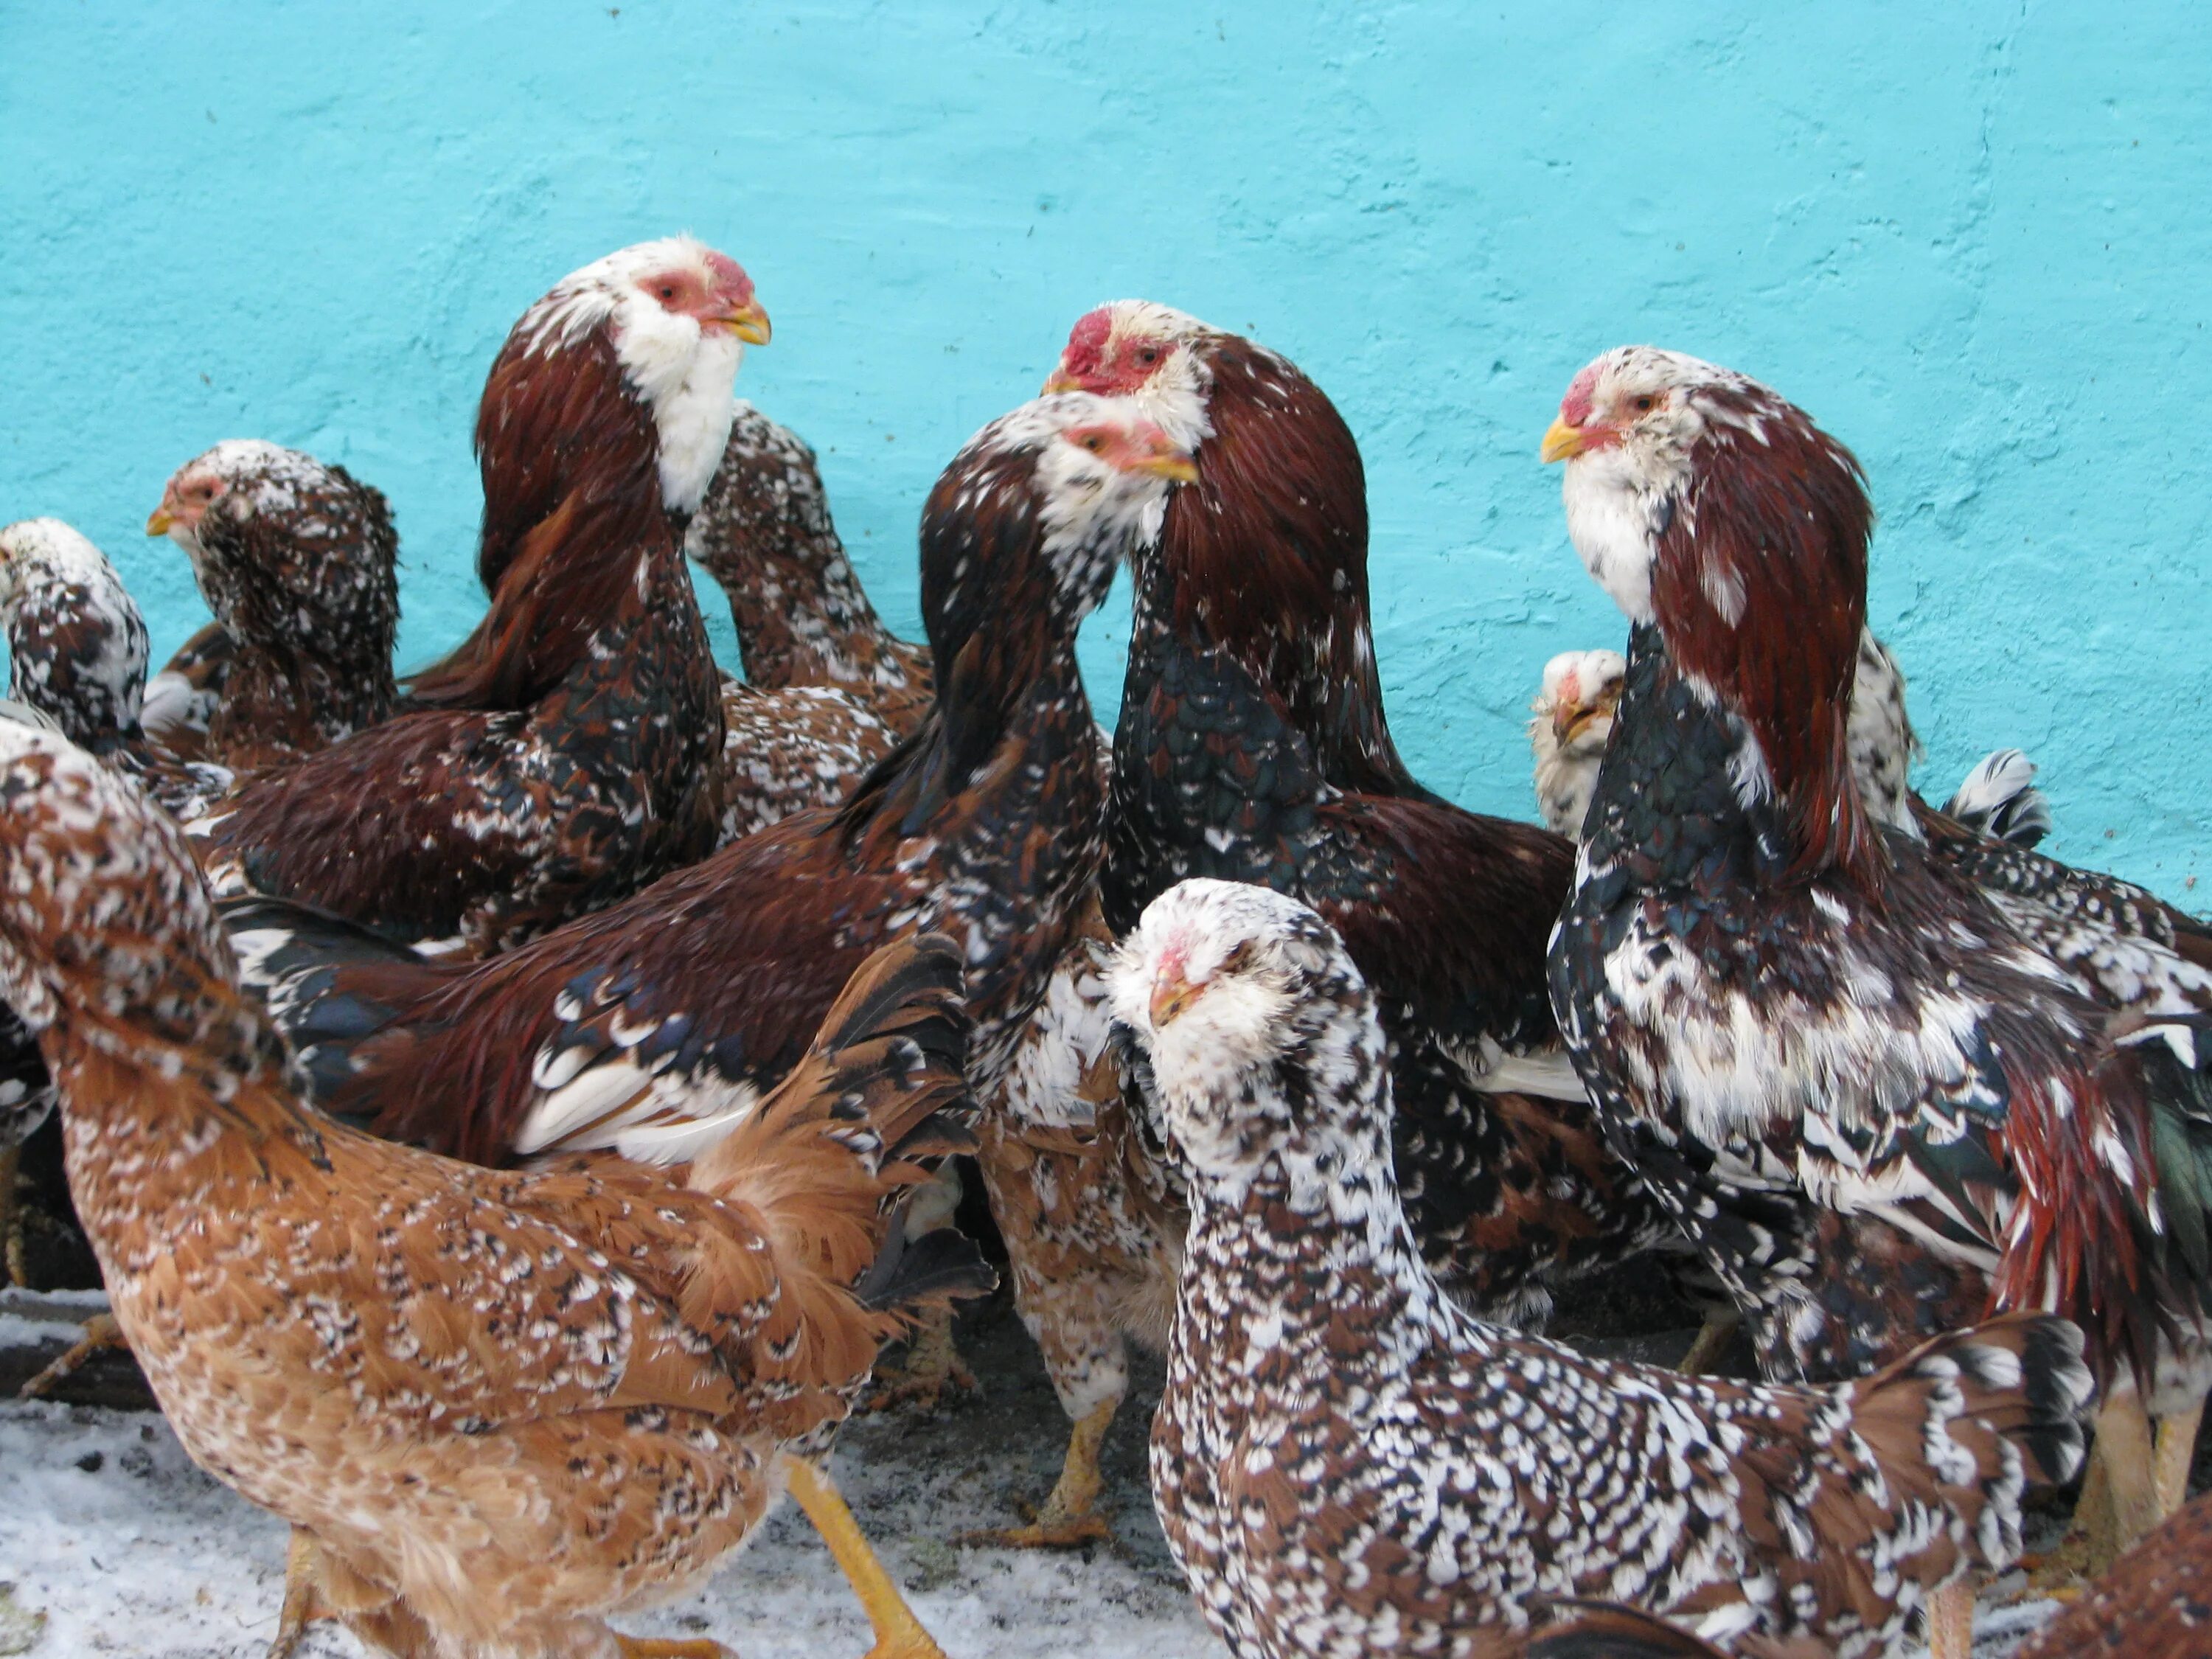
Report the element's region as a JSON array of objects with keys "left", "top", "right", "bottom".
[{"left": 0, "top": 1290, "right": 2102, "bottom": 1658}]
